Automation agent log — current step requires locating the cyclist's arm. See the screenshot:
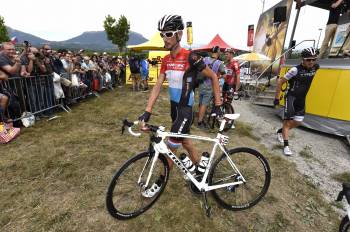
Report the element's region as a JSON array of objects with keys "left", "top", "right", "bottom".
[
  {"left": 234, "top": 61, "right": 240, "bottom": 92},
  {"left": 145, "top": 73, "right": 165, "bottom": 113},
  {"left": 275, "top": 76, "right": 287, "bottom": 99},
  {"left": 275, "top": 67, "right": 296, "bottom": 99},
  {"left": 201, "top": 67, "right": 222, "bottom": 106}
]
